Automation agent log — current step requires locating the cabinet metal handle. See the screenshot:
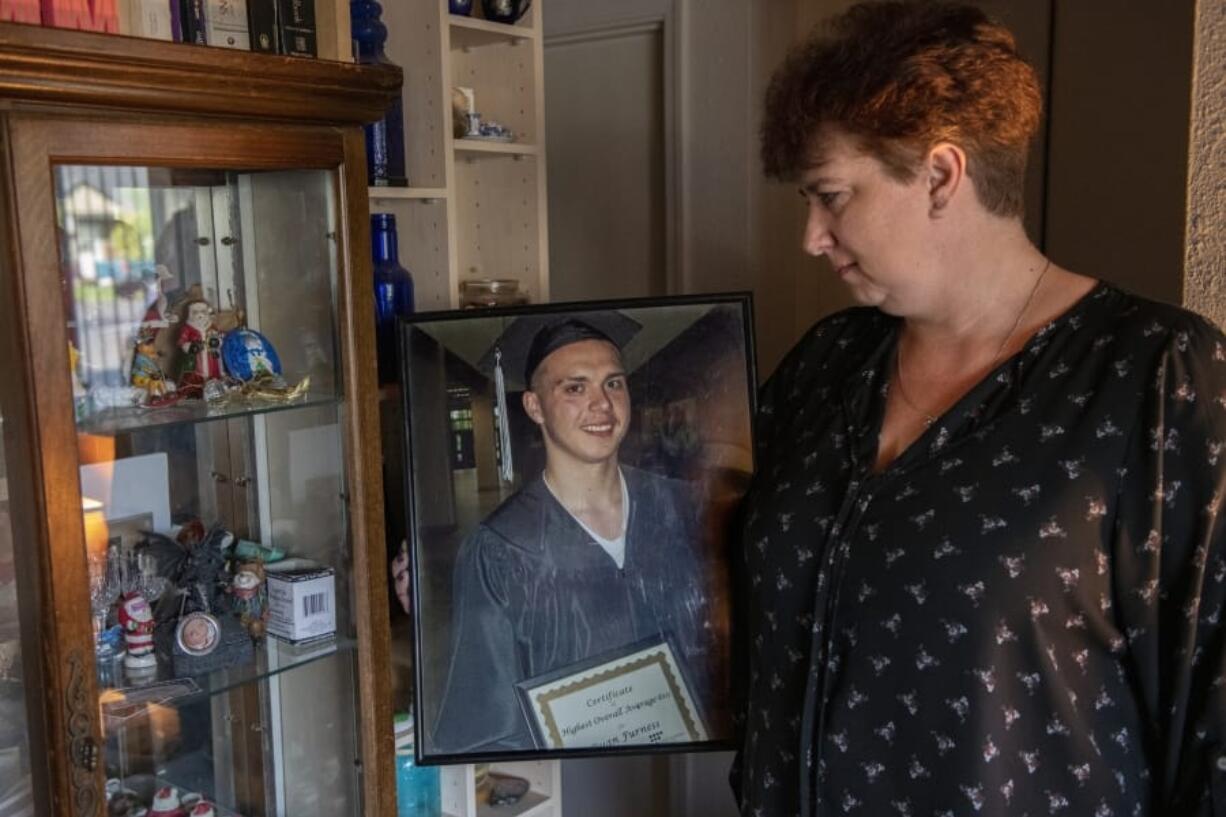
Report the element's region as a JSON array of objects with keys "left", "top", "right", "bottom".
[
  {"left": 211, "top": 471, "right": 229, "bottom": 484},
  {"left": 220, "top": 236, "right": 237, "bottom": 247},
  {"left": 194, "top": 236, "right": 211, "bottom": 246},
  {"left": 234, "top": 476, "right": 251, "bottom": 488}
]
